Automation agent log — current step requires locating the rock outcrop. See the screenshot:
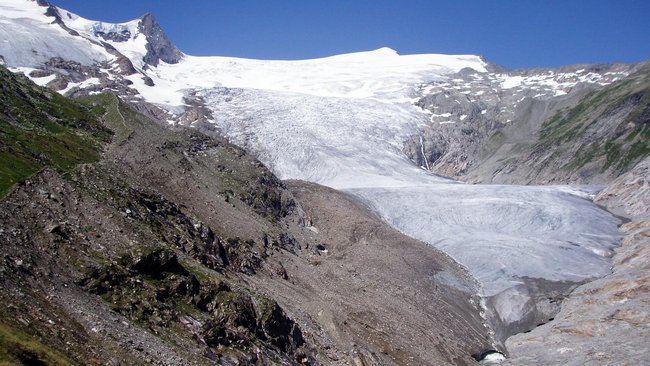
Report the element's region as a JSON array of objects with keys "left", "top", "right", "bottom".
[{"left": 139, "top": 13, "right": 183, "bottom": 67}]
